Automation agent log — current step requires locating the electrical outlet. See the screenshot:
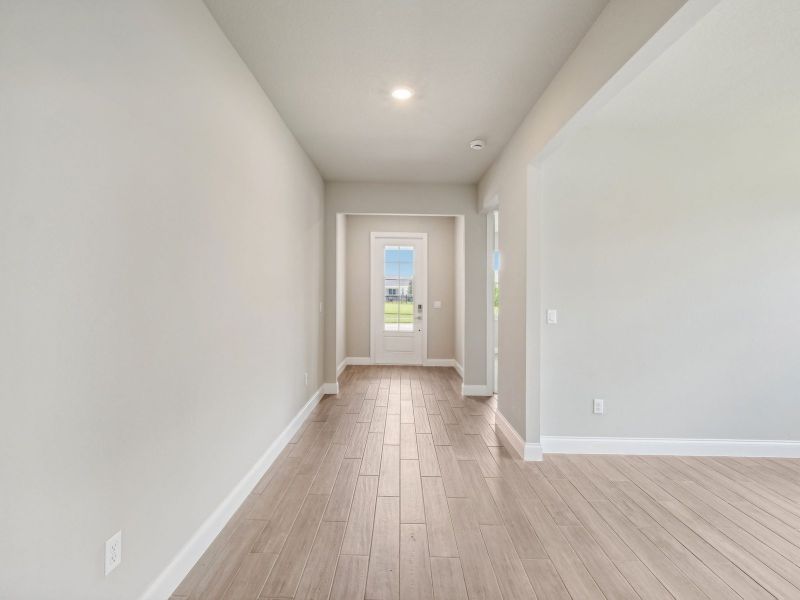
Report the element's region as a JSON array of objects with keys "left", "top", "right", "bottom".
[
  {"left": 304, "top": 372, "right": 308, "bottom": 386},
  {"left": 105, "top": 531, "right": 122, "bottom": 575},
  {"left": 593, "top": 398, "right": 604, "bottom": 415}
]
